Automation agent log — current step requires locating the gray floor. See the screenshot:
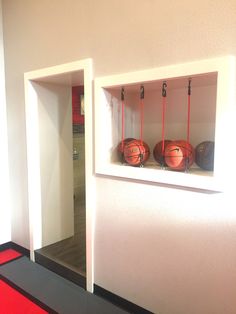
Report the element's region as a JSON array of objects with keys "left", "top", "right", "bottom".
[{"left": 0, "top": 256, "right": 129, "bottom": 314}]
